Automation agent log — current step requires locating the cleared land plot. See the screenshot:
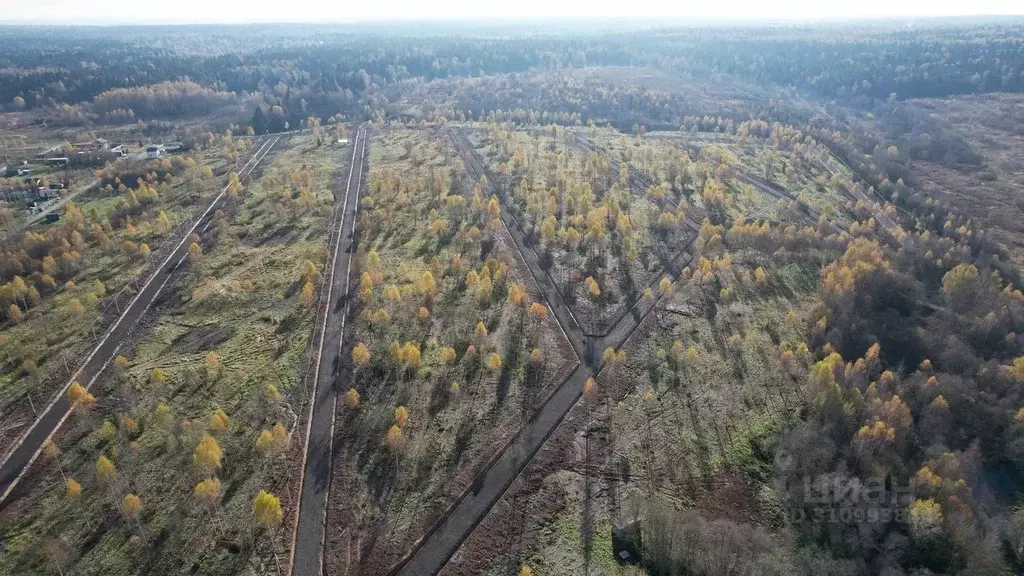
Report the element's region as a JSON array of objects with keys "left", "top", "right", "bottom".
[
  {"left": 465, "top": 124, "right": 845, "bottom": 334},
  {"left": 323, "top": 127, "right": 577, "bottom": 576},
  {"left": 0, "top": 133, "right": 343, "bottom": 576},
  {"left": 0, "top": 139, "right": 243, "bottom": 457},
  {"left": 441, "top": 245, "right": 824, "bottom": 576},
  {"left": 468, "top": 125, "right": 692, "bottom": 334}
]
